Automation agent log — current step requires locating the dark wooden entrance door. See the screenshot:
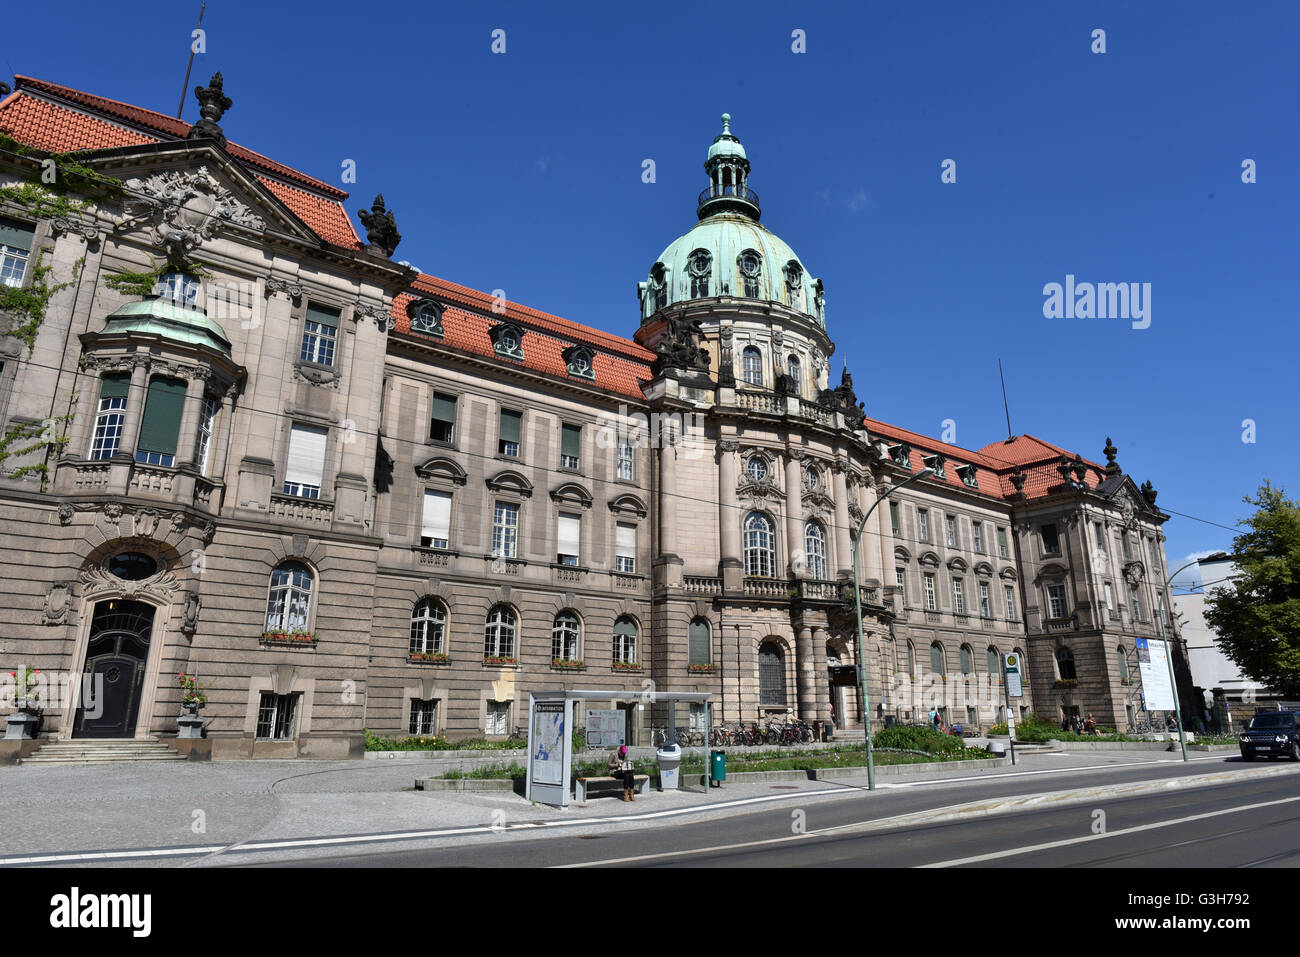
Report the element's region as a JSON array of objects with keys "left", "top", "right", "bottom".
[{"left": 74, "top": 600, "right": 155, "bottom": 738}]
